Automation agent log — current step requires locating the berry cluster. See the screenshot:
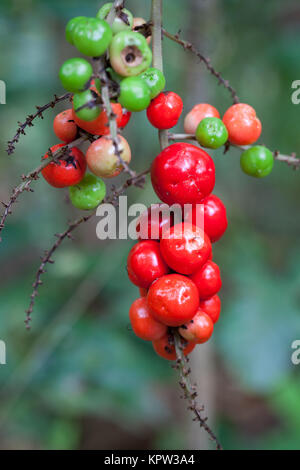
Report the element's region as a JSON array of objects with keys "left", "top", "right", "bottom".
[{"left": 127, "top": 145, "right": 226, "bottom": 359}]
